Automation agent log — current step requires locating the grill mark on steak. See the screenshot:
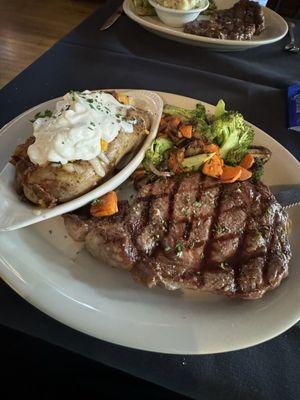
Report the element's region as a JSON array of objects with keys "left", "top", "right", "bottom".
[
  {"left": 151, "top": 176, "right": 183, "bottom": 256},
  {"left": 166, "top": 176, "right": 183, "bottom": 234},
  {"left": 200, "top": 184, "right": 225, "bottom": 269},
  {"left": 135, "top": 178, "right": 180, "bottom": 257},
  {"left": 129, "top": 198, "right": 149, "bottom": 251},
  {"left": 230, "top": 184, "right": 256, "bottom": 291},
  {"left": 262, "top": 211, "right": 279, "bottom": 284},
  {"left": 184, "top": 173, "right": 207, "bottom": 245},
  {"left": 183, "top": 221, "right": 193, "bottom": 241}
]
